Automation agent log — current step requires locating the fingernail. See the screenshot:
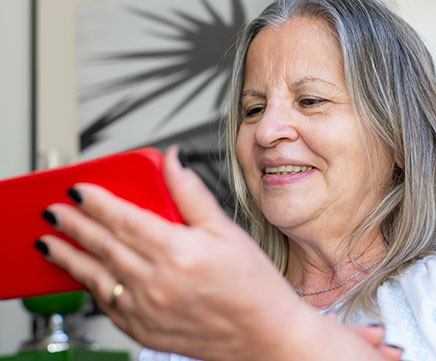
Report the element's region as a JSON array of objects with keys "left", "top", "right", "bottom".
[
  {"left": 35, "top": 240, "right": 50, "bottom": 256},
  {"left": 178, "top": 149, "right": 189, "bottom": 168},
  {"left": 386, "top": 344, "right": 404, "bottom": 351},
  {"left": 368, "top": 323, "right": 385, "bottom": 329},
  {"left": 42, "top": 210, "right": 58, "bottom": 226},
  {"left": 68, "top": 187, "right": 83, "bottom": 204}
]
